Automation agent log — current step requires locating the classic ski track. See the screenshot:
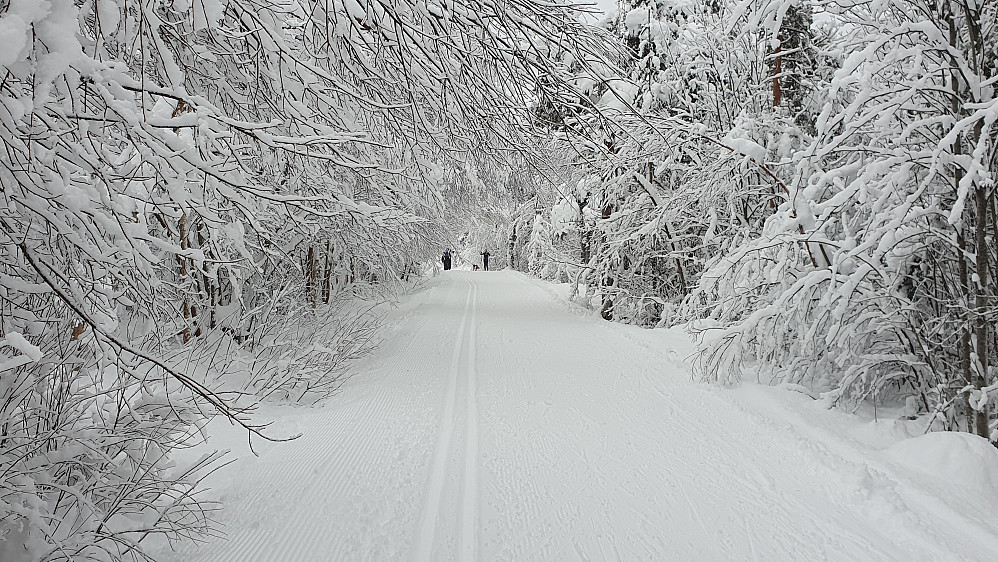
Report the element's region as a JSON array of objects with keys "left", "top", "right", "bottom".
[
  {"left": 459, "top": 276, "right": 480, "bottom": 561},
  {"left": 412, "top": 273, "right": 478, "bottom": 562}
]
